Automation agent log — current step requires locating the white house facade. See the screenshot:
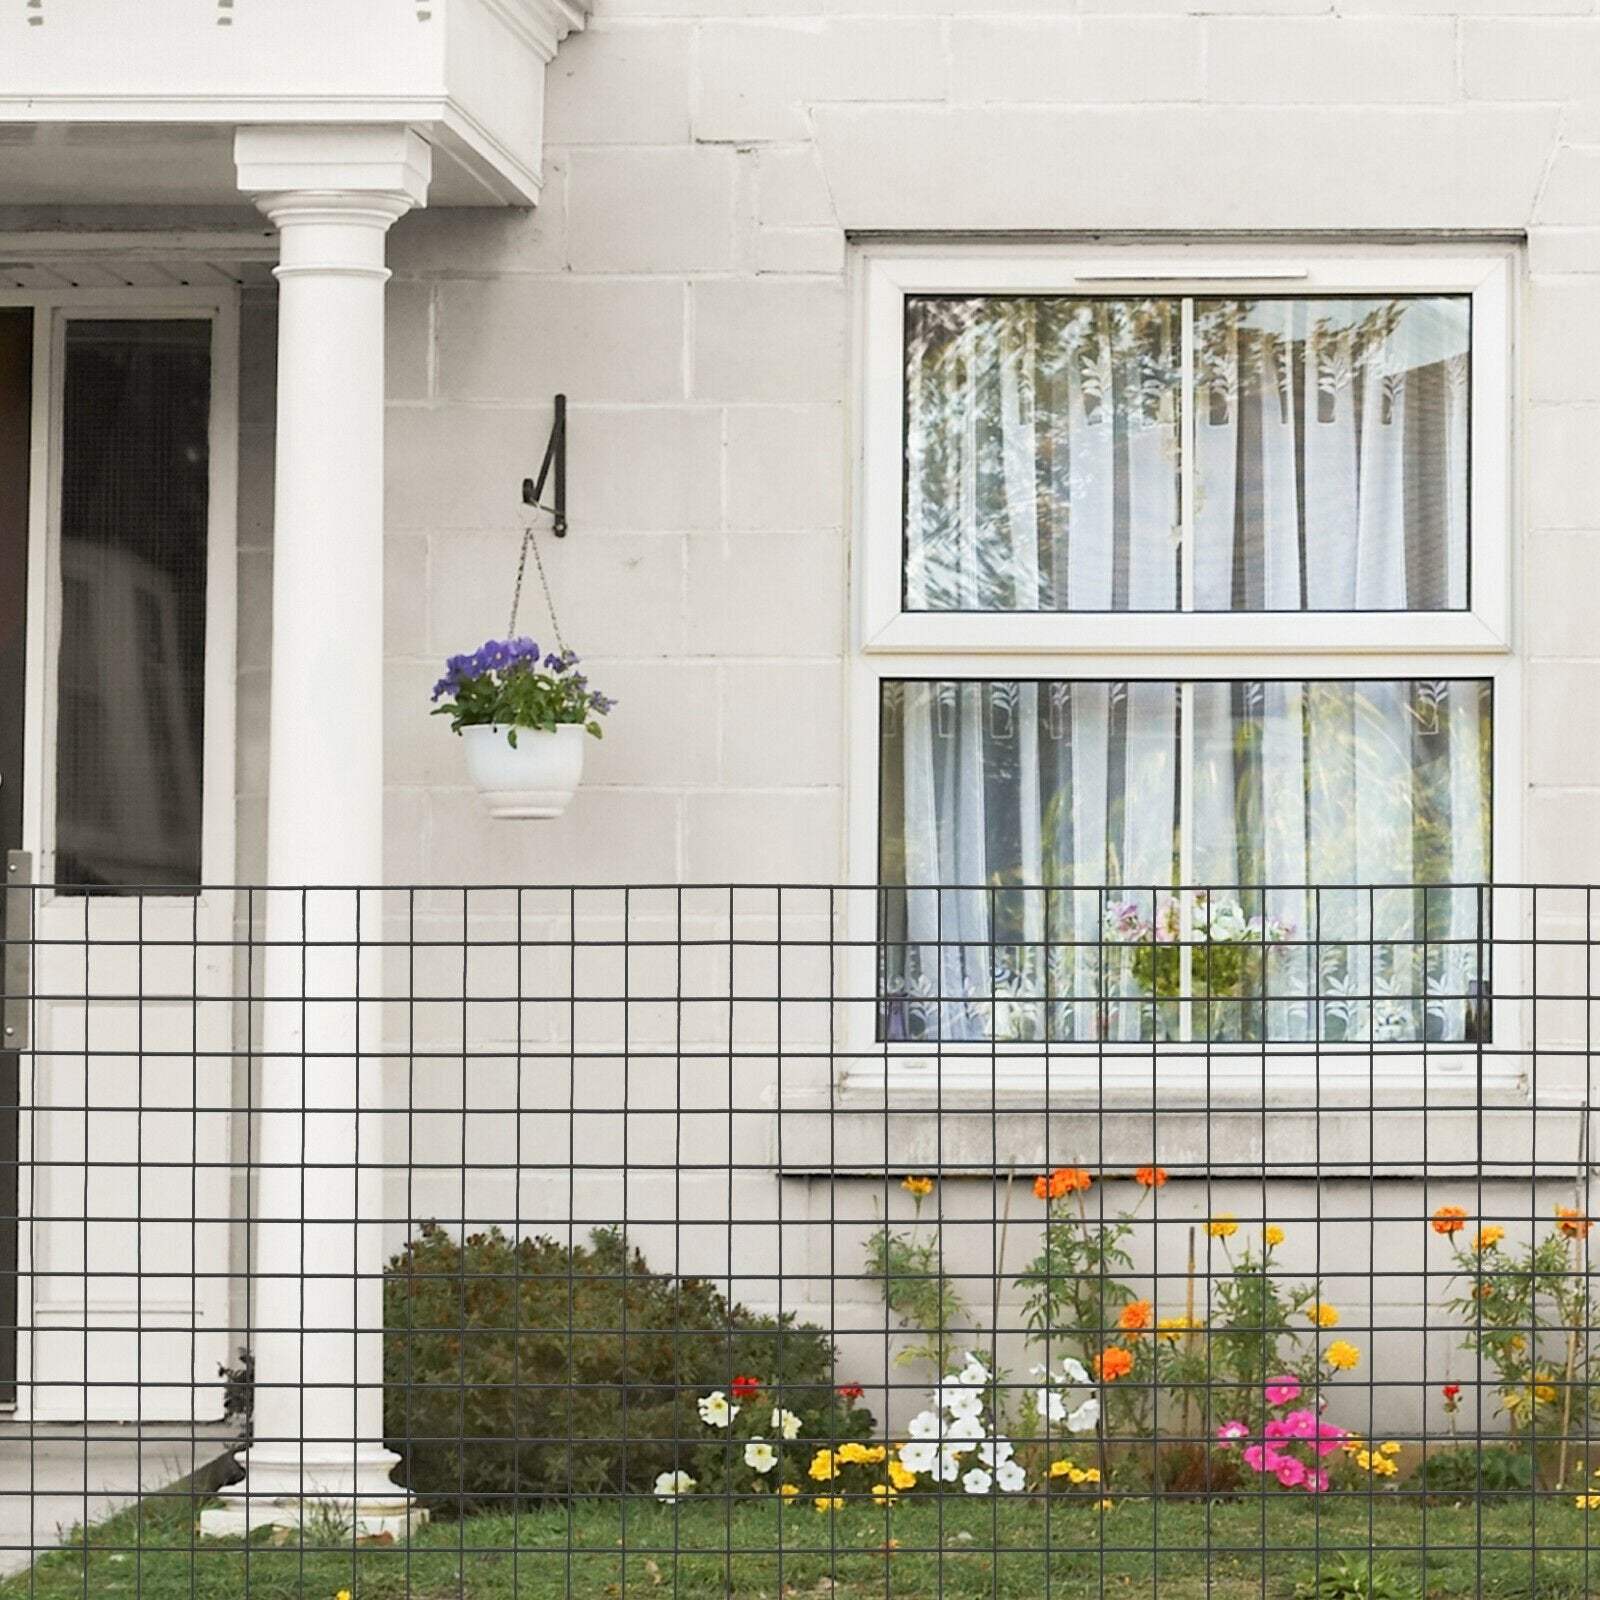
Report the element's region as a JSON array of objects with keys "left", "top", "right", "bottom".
[{"left": 1, "top": 0, "right": 1598, "bottom": 1546}]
